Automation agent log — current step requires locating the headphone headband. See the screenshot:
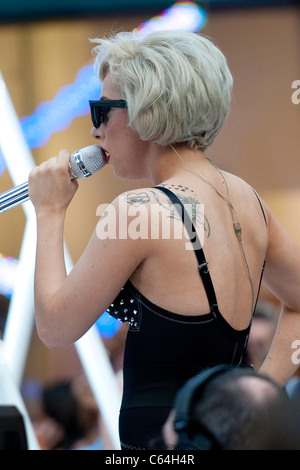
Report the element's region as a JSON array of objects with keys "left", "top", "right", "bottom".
[{"left": 173, "top": 364, "right": 255, "bottom": 450}]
